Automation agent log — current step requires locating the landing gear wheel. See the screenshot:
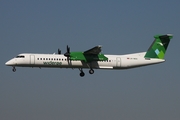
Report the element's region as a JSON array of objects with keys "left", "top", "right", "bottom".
[
  {"left": 80, "top": 72, "right": 85, "bottom": 77},
  {"left": 12, "top": 67, "right": 16, "bottom": 72},
  {"left": 89, "top": 69, "right": 94, "bottom": 74}
]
